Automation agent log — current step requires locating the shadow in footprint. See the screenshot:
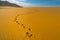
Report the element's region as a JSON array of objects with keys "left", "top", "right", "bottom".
[{"left": 28, "top": 28, "right": 31, "bottom": 31}]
